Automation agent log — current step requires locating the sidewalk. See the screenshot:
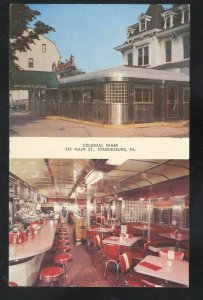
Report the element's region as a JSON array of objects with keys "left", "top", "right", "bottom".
[{"left": 10, "top": 112, "right": 189, "bottom": 137}]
